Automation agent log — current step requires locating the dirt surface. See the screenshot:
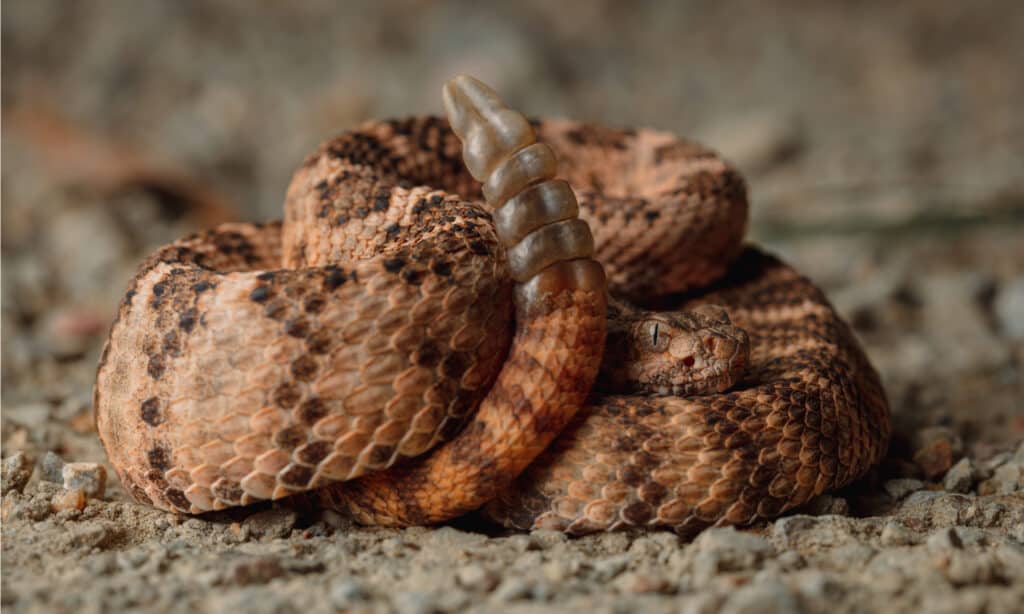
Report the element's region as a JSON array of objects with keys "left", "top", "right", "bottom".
[{"left": 3, "top": 2, "right": 1023, "bottom": 612}]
